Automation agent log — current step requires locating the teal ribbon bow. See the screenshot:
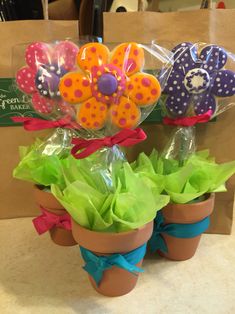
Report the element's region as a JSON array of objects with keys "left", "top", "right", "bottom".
[
  {"left": 80, "top": 243, "right": 147, "bottom": 286},
  {"left": 149, "top": 210, "right": 210, "bottom": 254}
]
